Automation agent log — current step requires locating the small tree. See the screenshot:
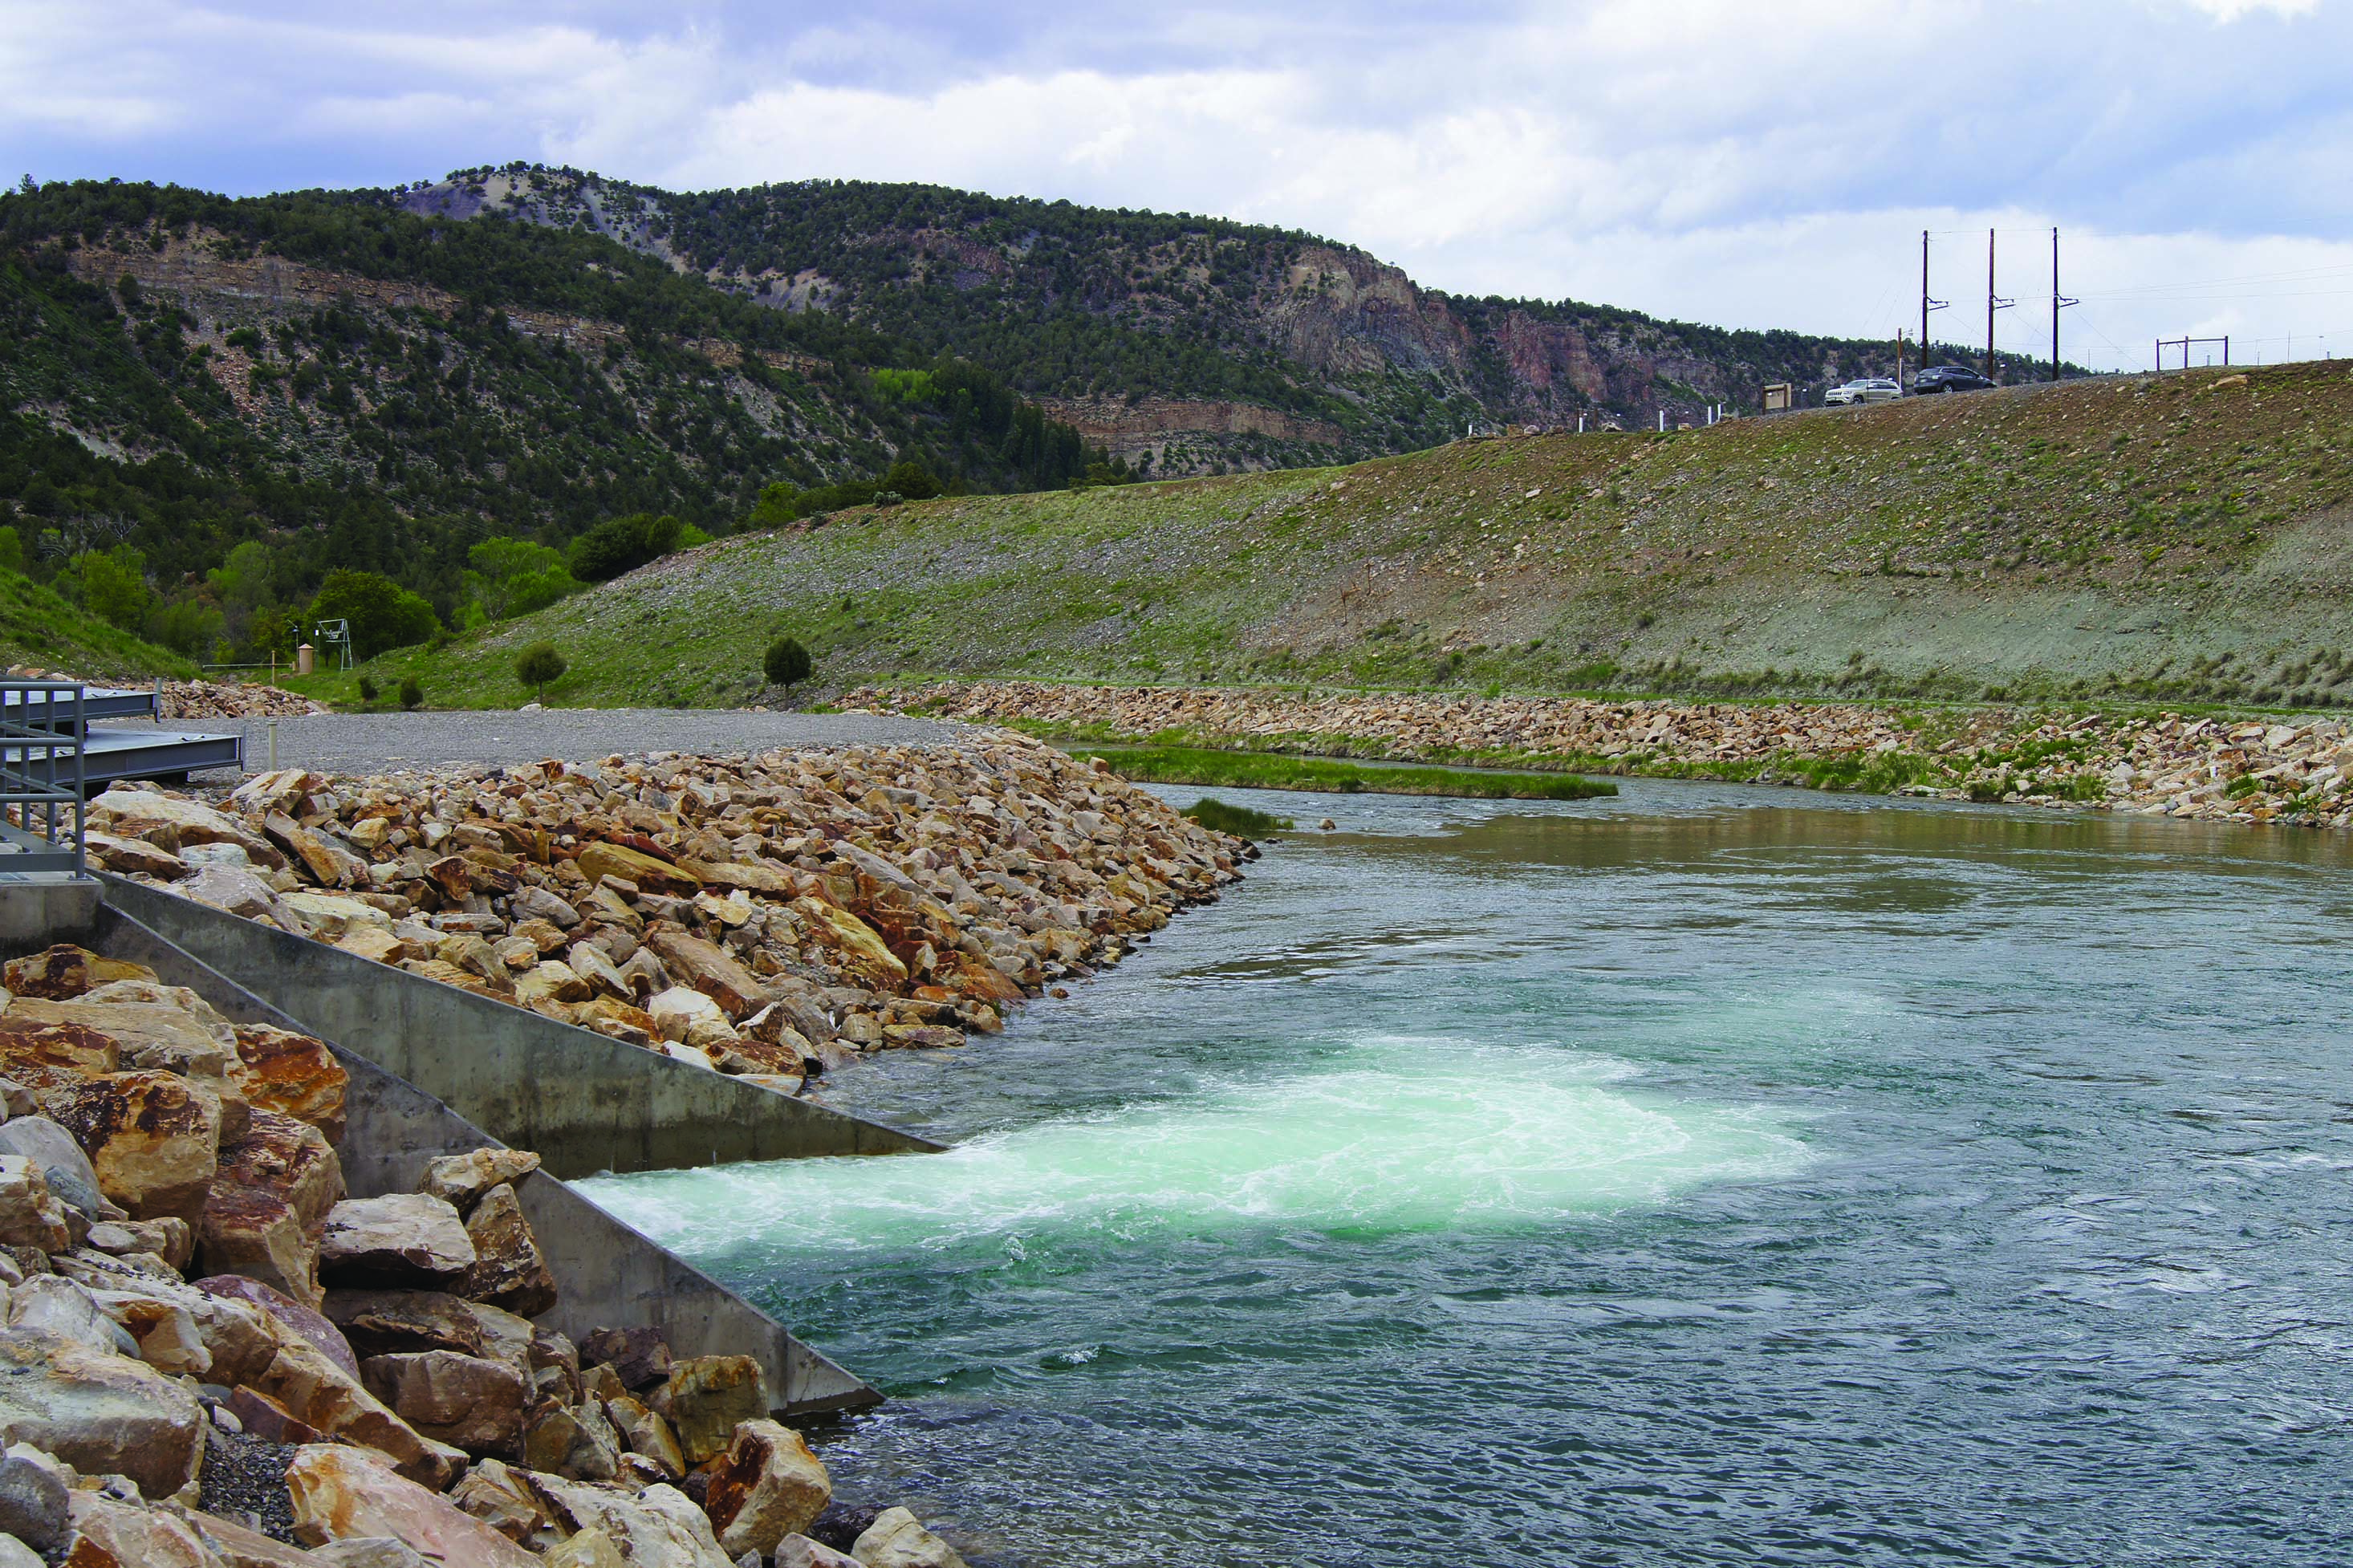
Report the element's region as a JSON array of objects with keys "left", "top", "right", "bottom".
[
  {"left": 356, "top": 675, "right": 380, "bottom": 707},
  {"left": 398, "top": 675, "right": 423, "bottom": 711},
  {"left": 515, "top": 641, "right": 567, "bottom": 704},
  {"left": 763, "top": 636, "right": 813, "bottom": 693}
]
